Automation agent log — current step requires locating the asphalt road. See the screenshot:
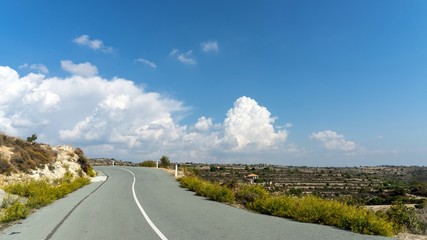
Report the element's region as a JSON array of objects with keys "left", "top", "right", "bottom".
[{"left": 1, "top": 167, "right": 396, "bottom": 240}]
